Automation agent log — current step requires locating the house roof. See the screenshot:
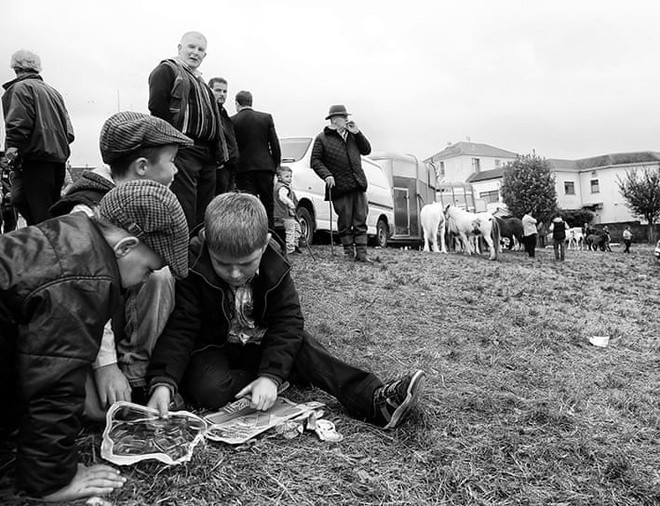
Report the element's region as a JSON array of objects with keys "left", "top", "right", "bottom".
[
  {"left": 425, "top": 141, "right": 518, "bottom": 162},
  {"left": 548, "top": 151, "right": 660, "bottom": 172},
  {"left": 466, "top": 168, "right": 504, "bottom": 183}
]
